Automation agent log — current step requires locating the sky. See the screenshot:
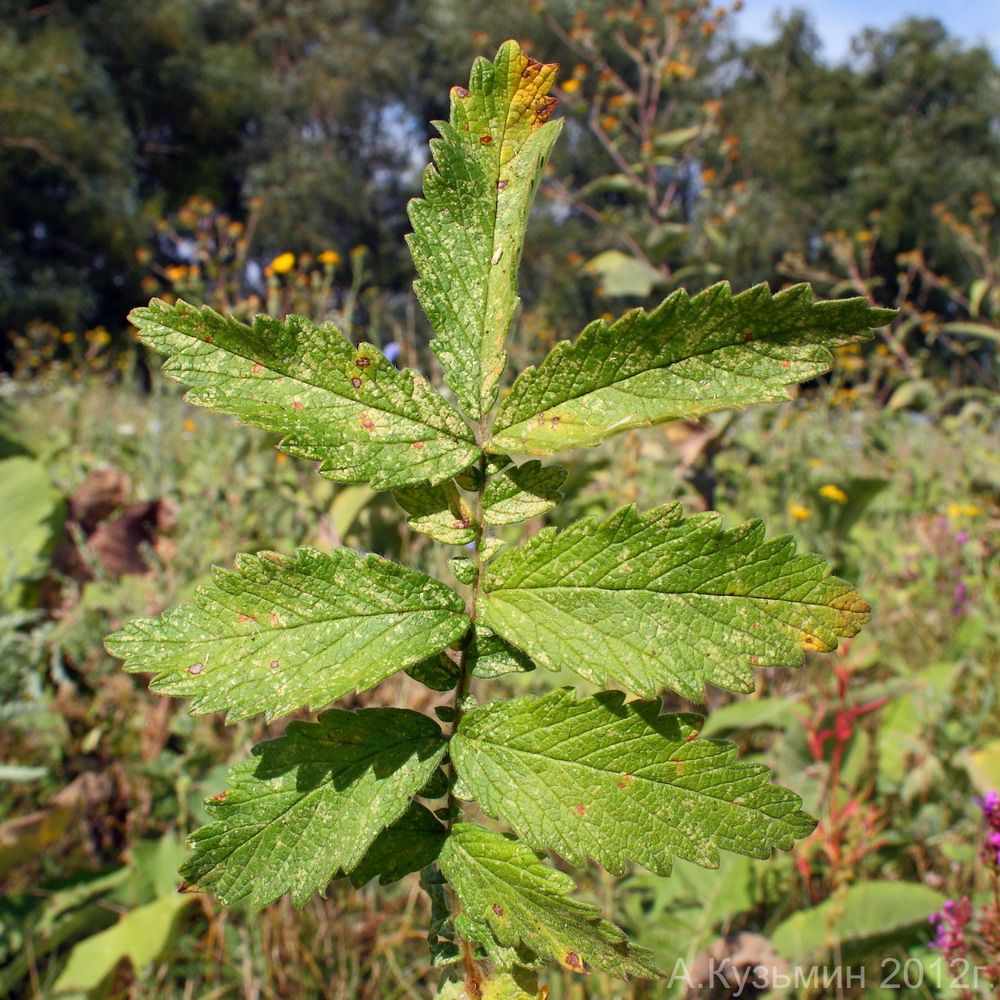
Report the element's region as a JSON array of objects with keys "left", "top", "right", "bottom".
[{"left": 733, "top": 0, "right": 1000, "bottom": 61}]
